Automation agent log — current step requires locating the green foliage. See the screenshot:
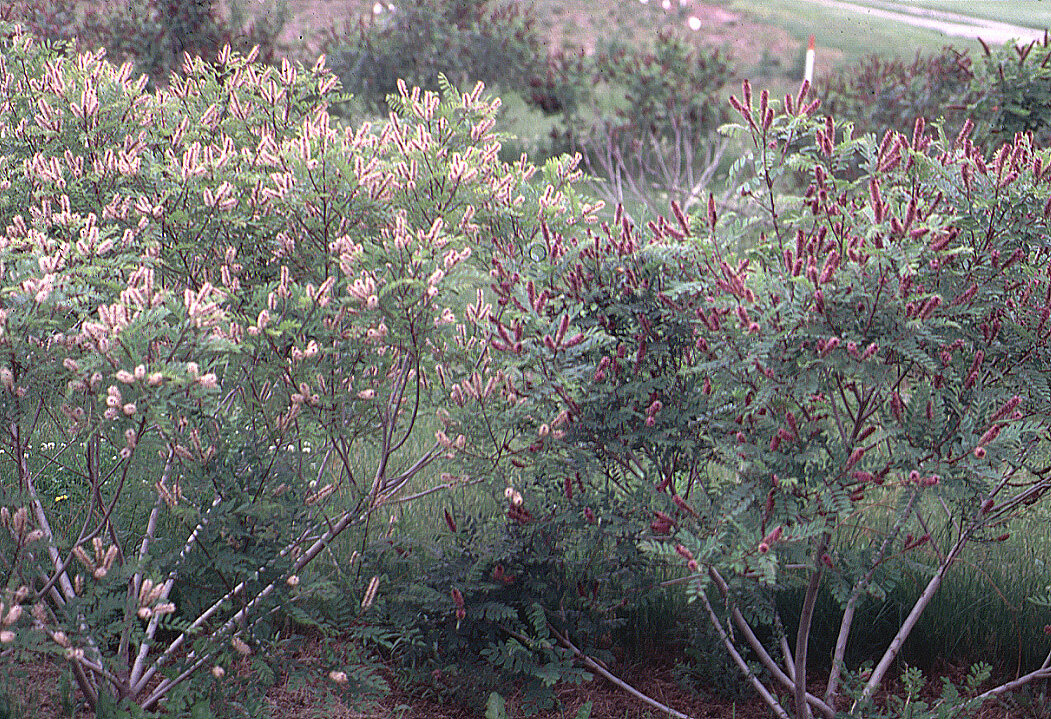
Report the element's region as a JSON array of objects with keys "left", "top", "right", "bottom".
[
  {"left": 320, "top": 0, "right": 546, "bottom": 112},
  {"left": 838, "top": 662, "right": 992, "bottom": 719},
  {"left": 486, "top": 691, "right": 508, "bottom": 719},
  {"left": 368, "top": 471, "right": 643, "bottom": 715}
]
